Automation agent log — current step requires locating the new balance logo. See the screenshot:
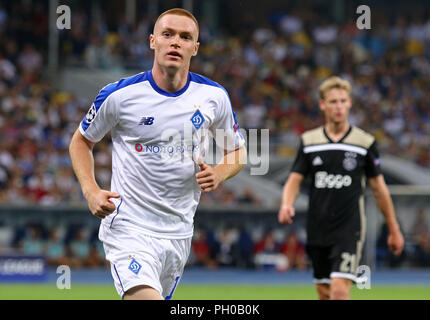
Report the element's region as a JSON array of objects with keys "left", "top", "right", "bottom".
[
  {"left": 312, "top": 156, "right": 323, "bottom": 166},
  {"left": 139, "top": 117, "right": 154, "bottom": 125}
]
